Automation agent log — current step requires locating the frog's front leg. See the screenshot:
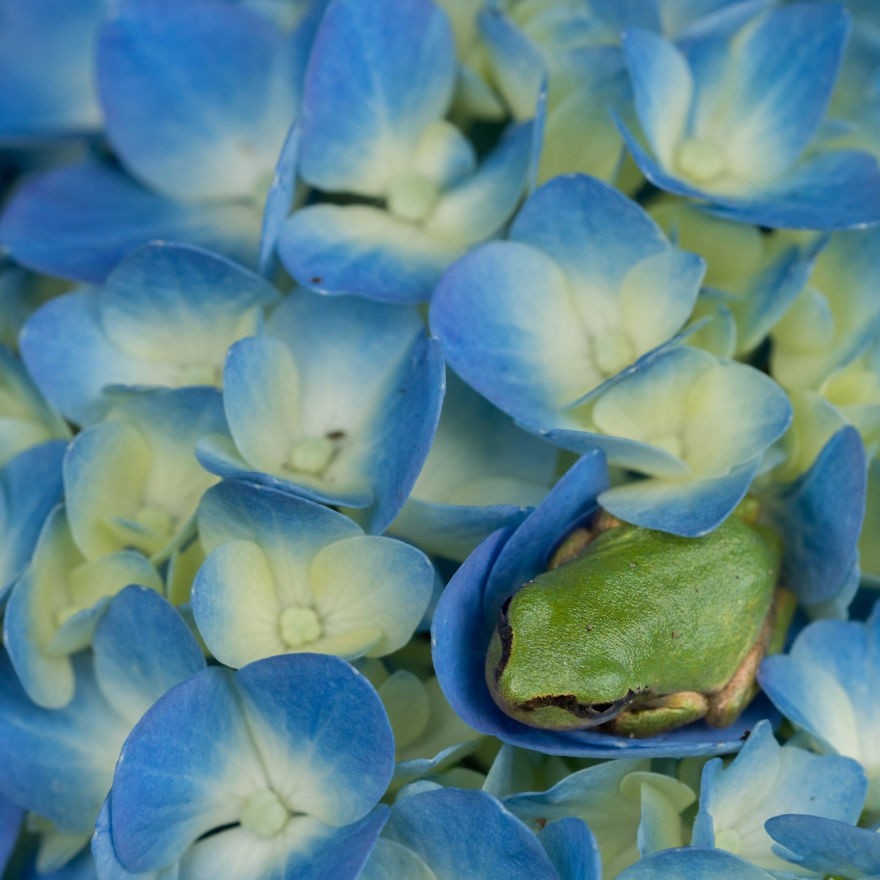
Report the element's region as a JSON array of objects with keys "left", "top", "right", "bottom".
[
  {"left": 706, "top": 587, "right": 797, "bottom": 728},
  {"left": 605, "top": 692, "right": 709, "bottom": 738}
]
